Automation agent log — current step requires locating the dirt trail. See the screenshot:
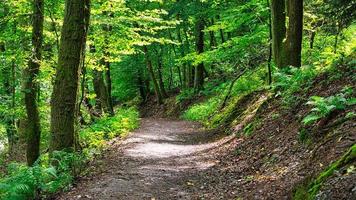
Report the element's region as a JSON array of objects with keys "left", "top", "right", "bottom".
[{"left": 58, "top": 118, "right": 235, "bottom": 200}]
